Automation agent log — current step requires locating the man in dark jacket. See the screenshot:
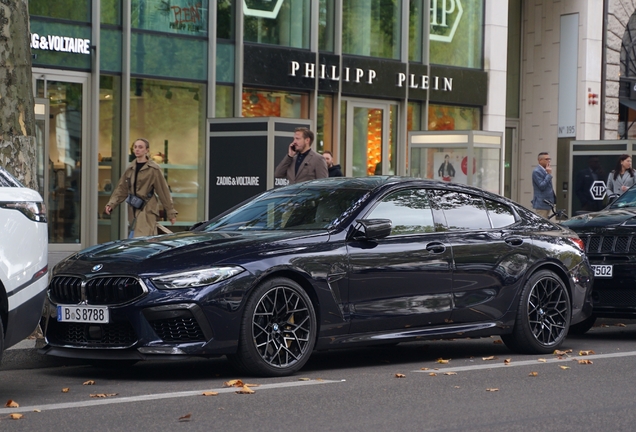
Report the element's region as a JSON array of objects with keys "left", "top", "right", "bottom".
[
  {"left": 275, "top": 128, "right": 328, "bottom": 184},
  {"left": 323, "top": 151, "right": 343, "bottom": 177}
]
